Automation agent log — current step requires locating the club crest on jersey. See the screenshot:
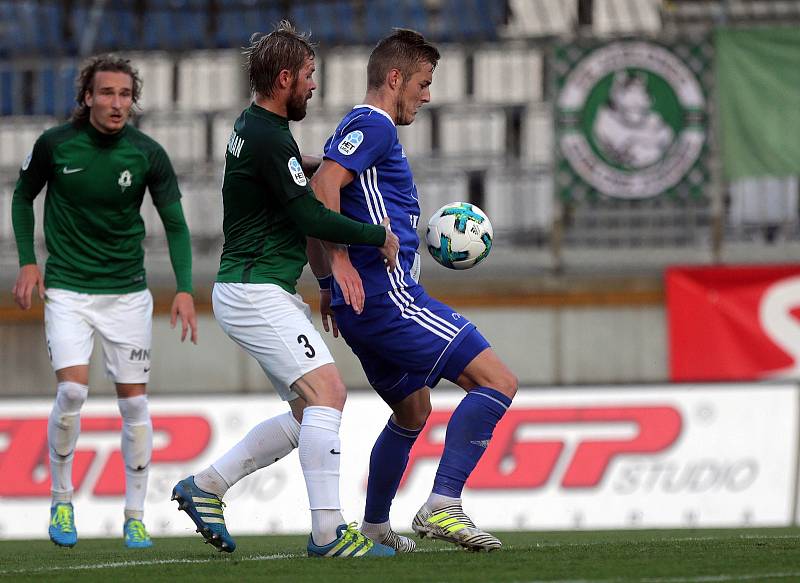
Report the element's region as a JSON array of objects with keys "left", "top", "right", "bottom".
[
  {"left": 118, "top": 169, "right": 133, "bottom": 192},
  {"left": 288, "top": 157, "right": 307, "bottom": 186},
  {"left": 21, "top": 151, "right": 32, "bottom": 171},
  {"left": 338, "top": 130, "right": 364, "bottom": 155}
]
